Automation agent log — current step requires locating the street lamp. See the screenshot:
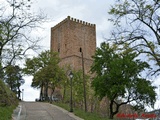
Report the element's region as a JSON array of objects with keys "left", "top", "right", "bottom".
[
  {"left": 69, "top": 71, "right": 73, "bottom": 112},
  {"left": 22, "top": 89, "right": 24, "bottom": 101}
]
